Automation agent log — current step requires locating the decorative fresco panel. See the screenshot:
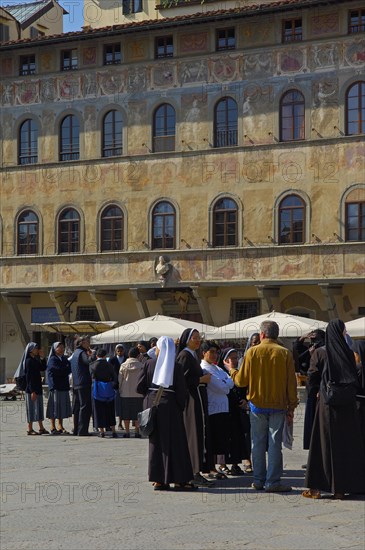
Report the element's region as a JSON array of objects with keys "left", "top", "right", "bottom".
[
  {"left": 179, "top": 32, "right": 208, "bottom": 53},
  {"left": 311, "top": 13, "right": 339, "bottom": 35}
]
